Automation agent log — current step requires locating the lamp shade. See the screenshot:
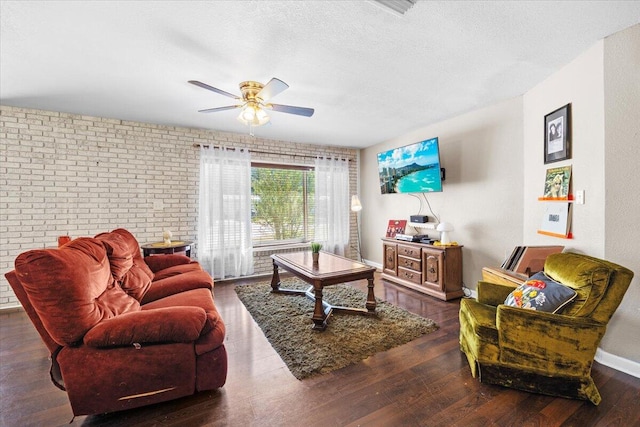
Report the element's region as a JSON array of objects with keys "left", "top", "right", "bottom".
[
  {"left": 351, "top": 195, "right": 362, "bottom": 212},
  {"left": 237, "top": 102, "right": 270, "bottom": 126},
  {"left": 436, "top": 222, "right": 454, "bottom": 244}
]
